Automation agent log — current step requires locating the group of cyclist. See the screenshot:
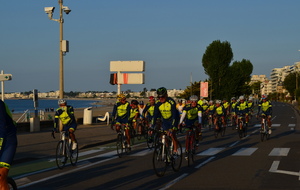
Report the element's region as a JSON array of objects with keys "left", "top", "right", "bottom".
[{"left": 111, "top": 87, "right": 273, "bottom": 160}]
